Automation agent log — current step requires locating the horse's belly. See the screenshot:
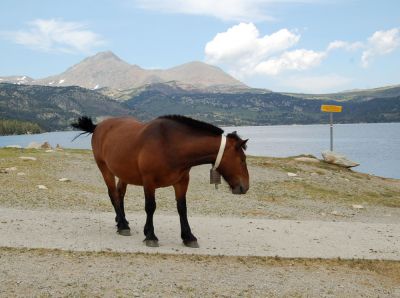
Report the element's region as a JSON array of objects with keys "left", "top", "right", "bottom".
[
  {"left": 109, "top": 164, "right": 143, "bottom": 185},
  {"left": 121, "top": 176, "right": 143, "bottom": 186}
]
